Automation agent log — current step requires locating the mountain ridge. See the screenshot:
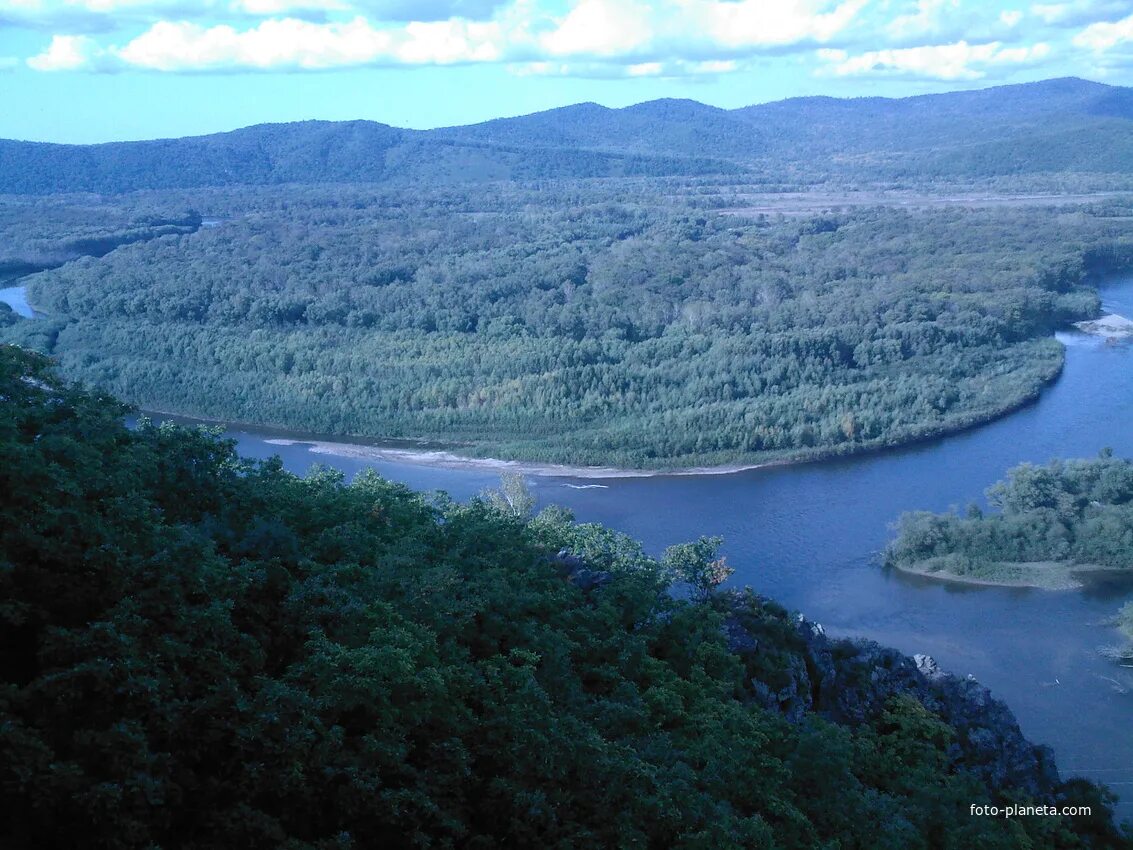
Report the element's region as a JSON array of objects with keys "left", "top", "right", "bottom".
[{"left": 2, "top": 76, "right": 1131, "bottom": 193}]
